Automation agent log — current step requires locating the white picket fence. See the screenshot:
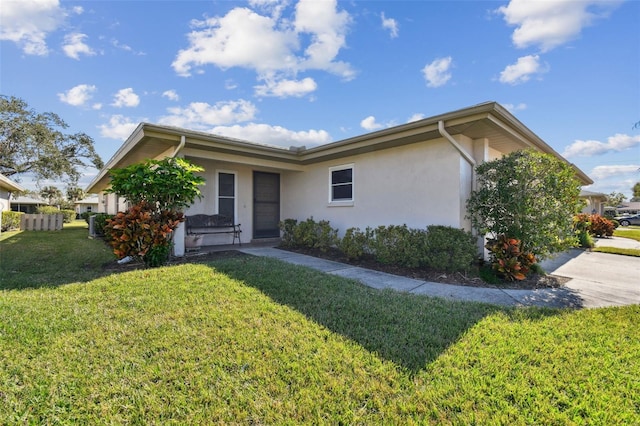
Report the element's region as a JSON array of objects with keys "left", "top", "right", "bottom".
[{"left": 20, "top": 213, "right": 64, "bottom": 231}]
